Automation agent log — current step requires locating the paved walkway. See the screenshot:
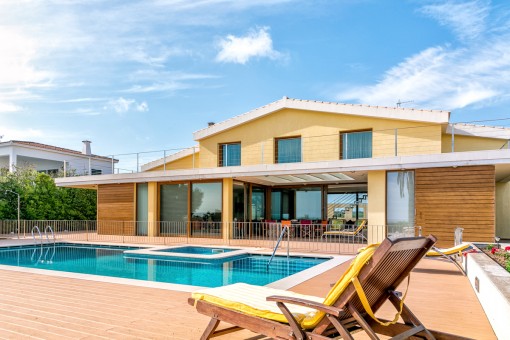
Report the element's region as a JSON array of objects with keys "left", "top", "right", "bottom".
[{"left": 0, "top": 257, "right": 496, "bottom": 339}]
